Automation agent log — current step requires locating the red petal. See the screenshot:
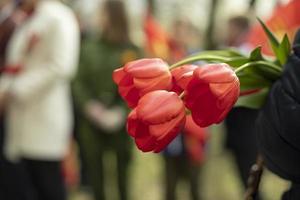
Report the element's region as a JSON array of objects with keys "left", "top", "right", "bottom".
[
  {"left": 171, "top": 77, "right": 183, "bottom": 95},
  {"left": 127, "top": 109, "right": 156, "bottom": 152},
  {"left": 133, "top": 122, "right": 156, "bottom": 152},
  {"left": 171, "top": 64, "right": 198, "bottom": 90},
  {"left": 125, "top": 58, "right": 169, "bottom": 78},
  {"left": 185, "top": 80, "right": 209, "bottom": 109},
  {"left": 137, "top": 90, "right": 185, "bottom": 124},
  {"left": 153, "top": 112, "right": 186, "bottom": 153},
  {"left": 135, "top": 73, "right": 172, "bottom": 95},
  {"left": 118, "top": 85, "right": 140, "bottom": 108},
  {"left": 135, "top": 136, "right": 156, "bottom": 152},
  {"left": 112, "top": 68, "right": 126, "bottom": 84},
  {"left": 118, "top": 73, "right": 134, "bottom": 87},
  {"left": 191, "top": 97, "right": 220, "bottom": 127},
  {"left": 149, "top": 111, "right": 184, "bottom": 139},
  {"left": 127, "top": 109, "right": 138, "bottom": 137},
  {"left": 193, "top": 64, "right": 236, "bottom": 84}
]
